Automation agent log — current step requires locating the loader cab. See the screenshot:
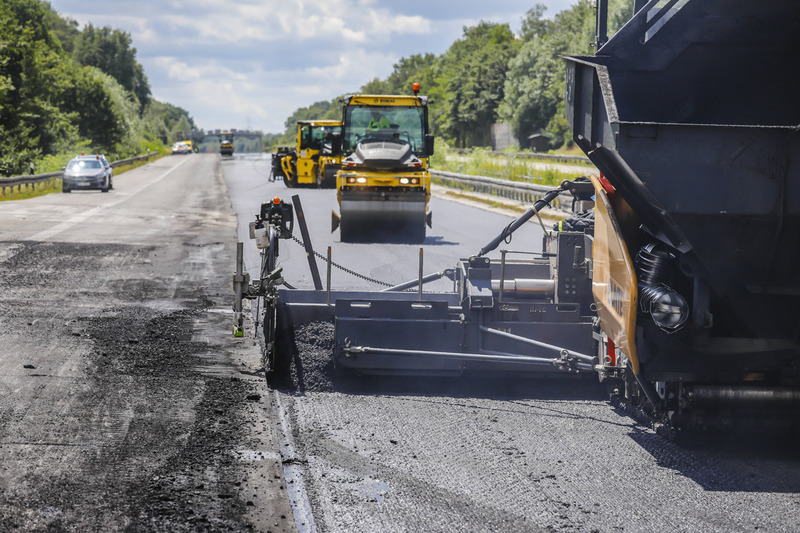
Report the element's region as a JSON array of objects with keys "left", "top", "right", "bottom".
[{"left": 298, "top": 122, "right": 341, "bottom": 153}]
